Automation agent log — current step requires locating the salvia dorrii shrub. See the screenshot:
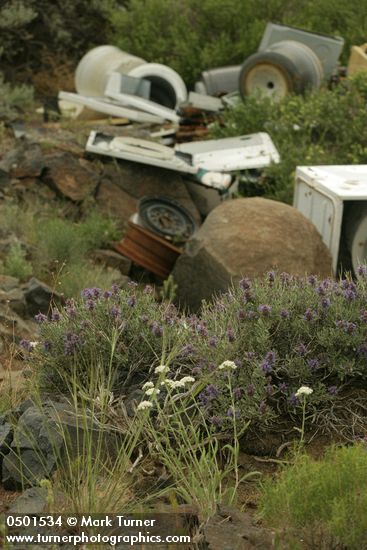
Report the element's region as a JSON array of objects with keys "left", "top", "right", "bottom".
[
  {"left": 25, "top": 282, "right": 187, "bottom": 394},
  {"left": 171, "top": 268, "right": 367, "bottom": 434},
  {"left": 22, "top": 268, "right": 367, "bottom": 436}
]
